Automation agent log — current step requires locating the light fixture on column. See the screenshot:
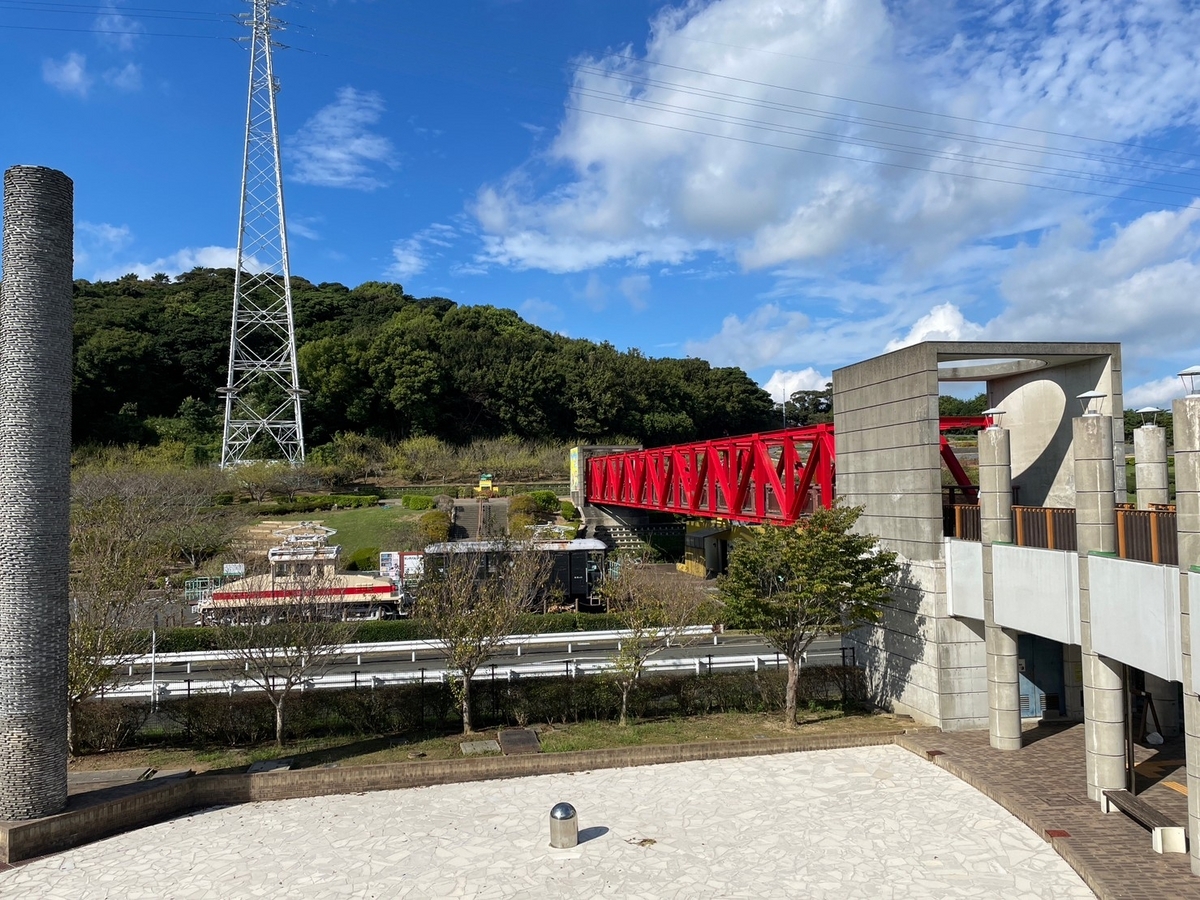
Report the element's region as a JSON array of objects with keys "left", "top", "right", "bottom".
[
  {"left": 1135, "top": 406, "right": 1163, "bottom": 427},
  {"left": 1178, "top": 365, "right": 1200, "bottom": 397},
  {"left": 1076, "top": 390, "right": 1106, "bottom": 417},
  {"left": 982, "top": 407, "right": 1005, "bottom": 429}
]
